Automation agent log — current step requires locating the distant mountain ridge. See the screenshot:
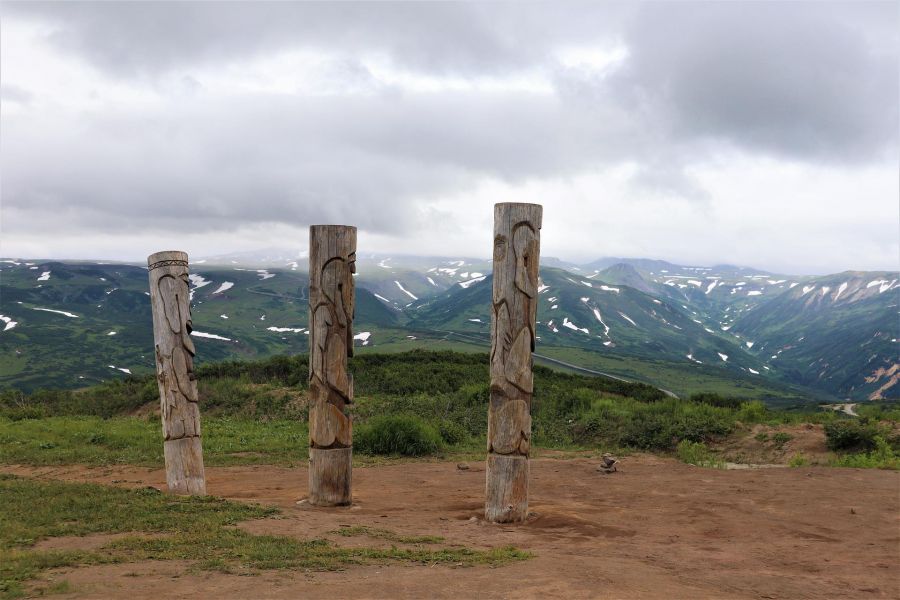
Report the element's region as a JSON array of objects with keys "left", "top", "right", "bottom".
[{"left": 1, "top": 255, "right": 897, "bottom": 401}]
